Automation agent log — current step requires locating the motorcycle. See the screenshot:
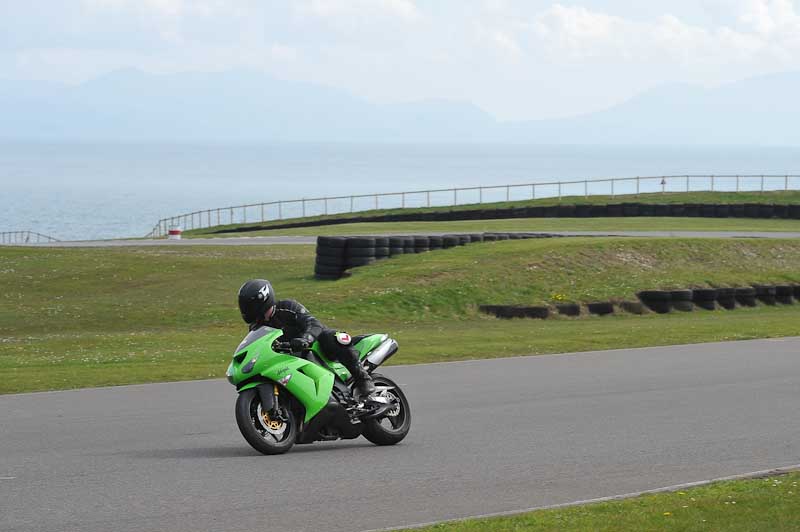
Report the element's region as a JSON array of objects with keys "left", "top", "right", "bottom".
[{"left": 226, "top": 326, "right": 411, "bottom": 454}]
